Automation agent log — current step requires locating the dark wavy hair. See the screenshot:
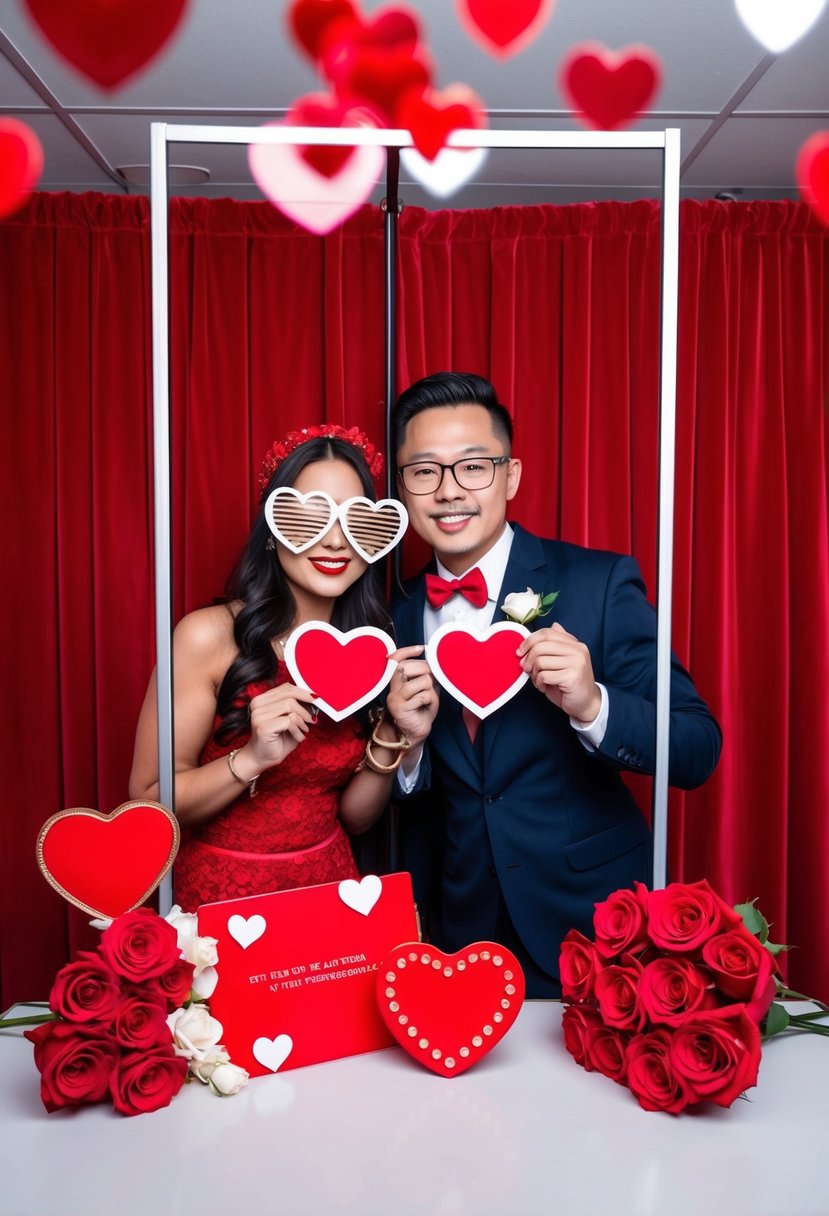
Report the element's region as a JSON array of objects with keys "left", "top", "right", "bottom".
[
  {"left": 391, "top": 371, "right": 513, "bottom": 459},
  {"left": 214, "top": 437, "right": 392, "bottom": 743}
]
